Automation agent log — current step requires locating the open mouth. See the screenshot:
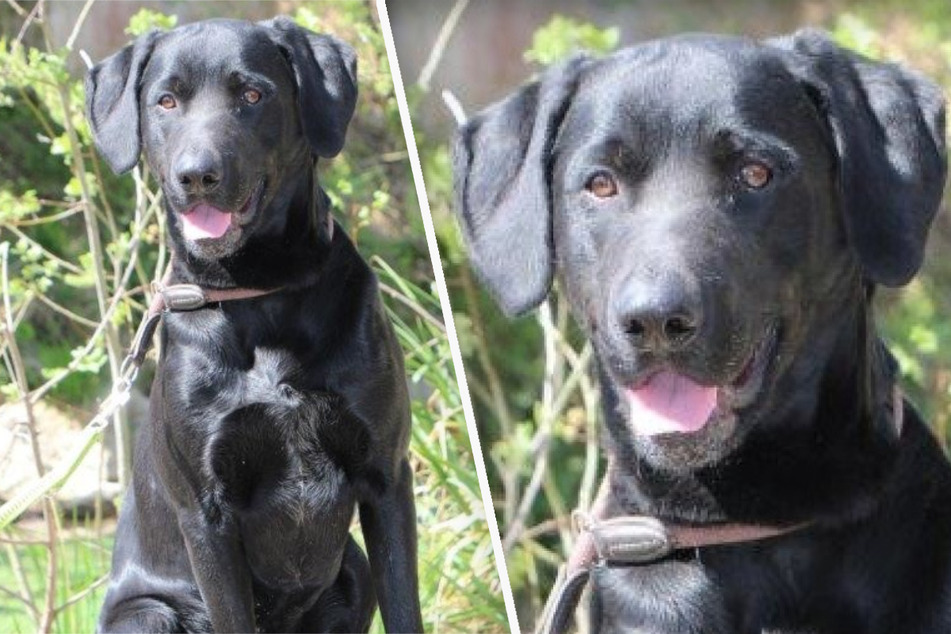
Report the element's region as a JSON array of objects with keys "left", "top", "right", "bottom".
[
  {"left": 625, "top": 324, "right": 778, "bottom": 437},
  {"left": 179, "top": 180, "right": 263, "bottom": 241}
]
